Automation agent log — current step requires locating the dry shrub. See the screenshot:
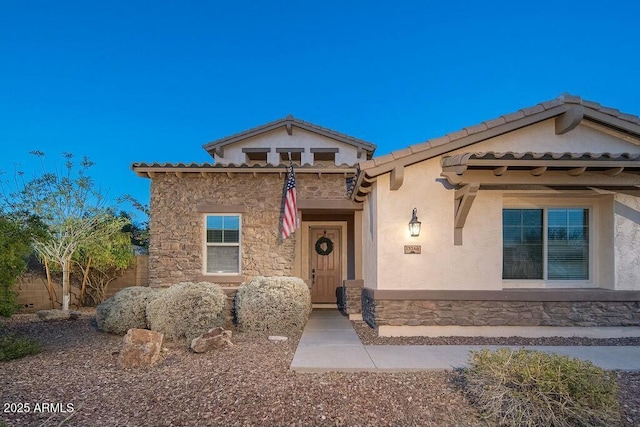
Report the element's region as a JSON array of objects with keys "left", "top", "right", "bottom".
[
  {"left": 146, "top": 282, "right": 226, "bottom": 341},
  {"left": 463, "top": 348, "right": 620, "bottom": 427},
  {"left": 96, "top": 286, "right": 160, "bottom": 334},
  {"left": 235, "top": 276, "right": 311, "bottom": 335}
]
